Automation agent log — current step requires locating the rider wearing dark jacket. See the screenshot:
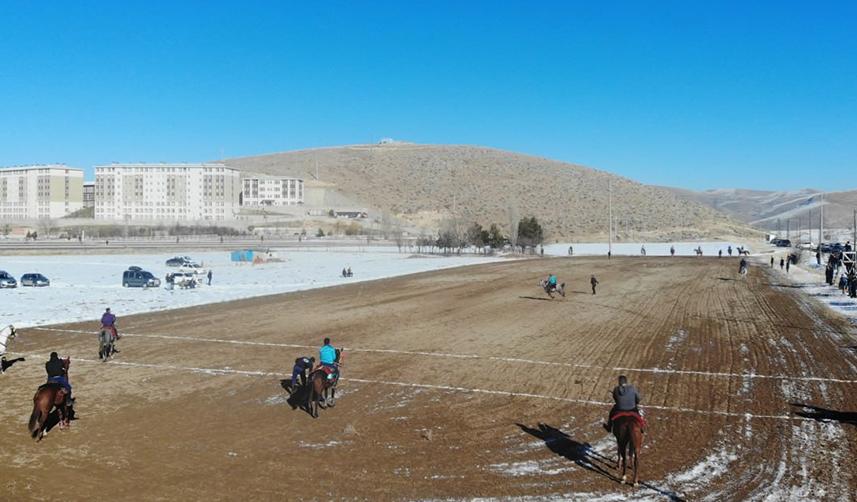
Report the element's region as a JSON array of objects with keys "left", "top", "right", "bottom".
[
  {"left": 45, "top": 352, "right": 72, "bottom": 401},
  {"left": 605, "top": 375, "right": 641, "bottom": 432}
]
